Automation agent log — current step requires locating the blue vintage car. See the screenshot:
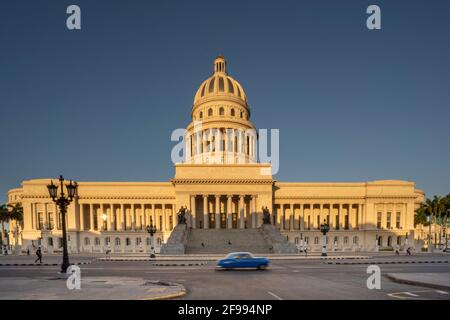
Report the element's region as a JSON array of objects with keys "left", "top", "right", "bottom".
[{"left": 216, "top": 252, "right": 270, "bottom": 270}]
